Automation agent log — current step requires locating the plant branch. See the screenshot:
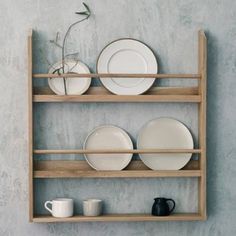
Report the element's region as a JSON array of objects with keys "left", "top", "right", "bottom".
[{"left": 61, "top": 2, "right": 91, "bottom": 95}]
